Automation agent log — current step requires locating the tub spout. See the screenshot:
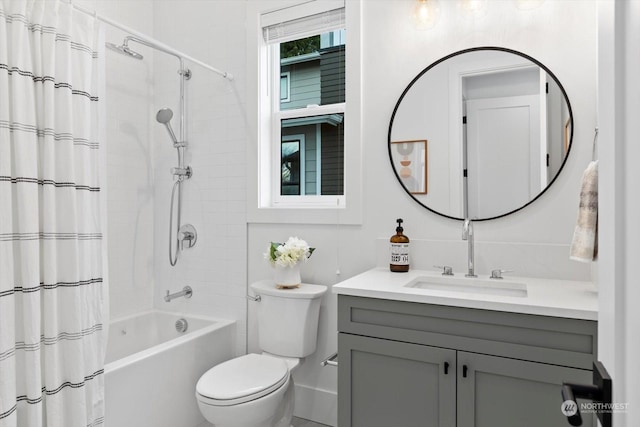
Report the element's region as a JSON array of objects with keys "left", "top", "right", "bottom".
[{"left": 165, "top": 286, "right": 193, "bottom": 302}]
